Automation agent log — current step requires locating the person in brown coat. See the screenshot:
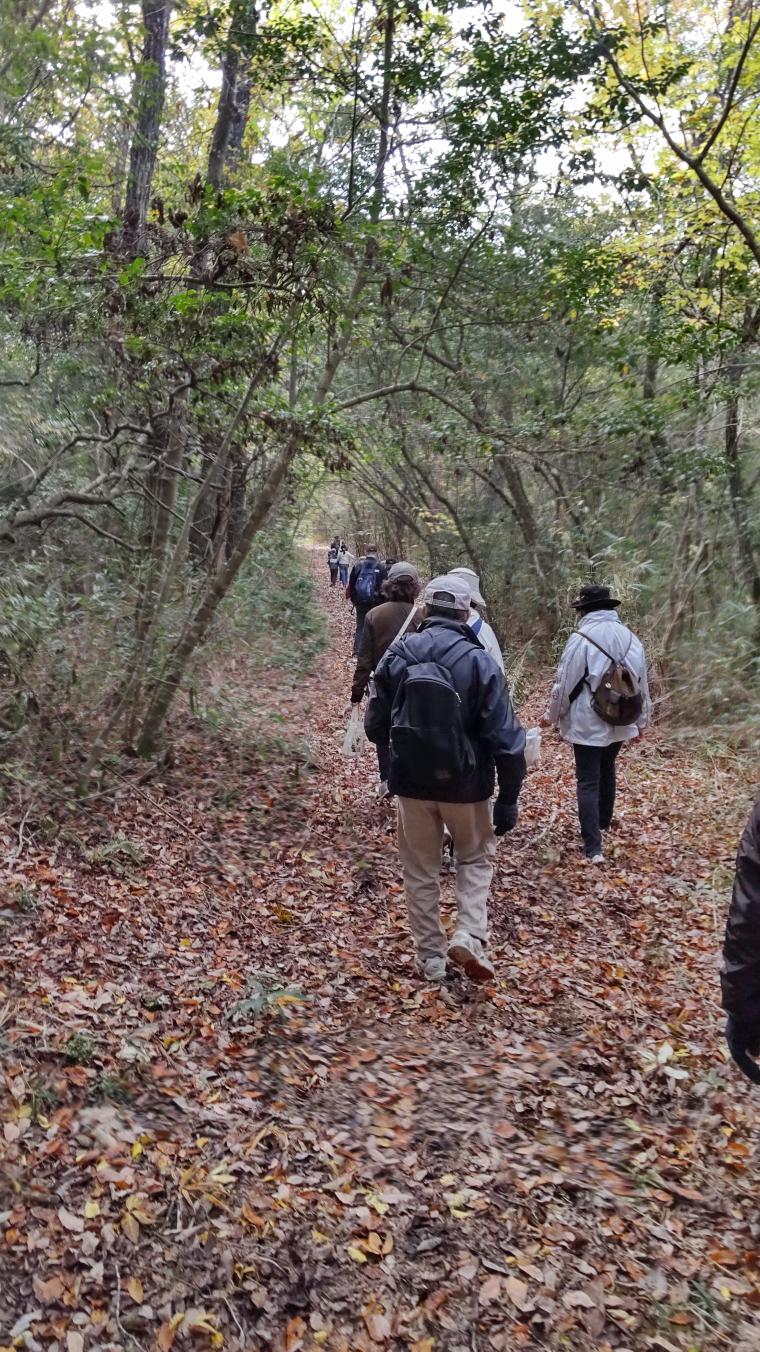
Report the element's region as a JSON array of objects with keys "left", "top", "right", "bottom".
[
  {"left": 722, "top": 796, "right": 760, "bottom": 1083},
  {"left": 351, "top": 561, "right": 421, "bottom": 797}
]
